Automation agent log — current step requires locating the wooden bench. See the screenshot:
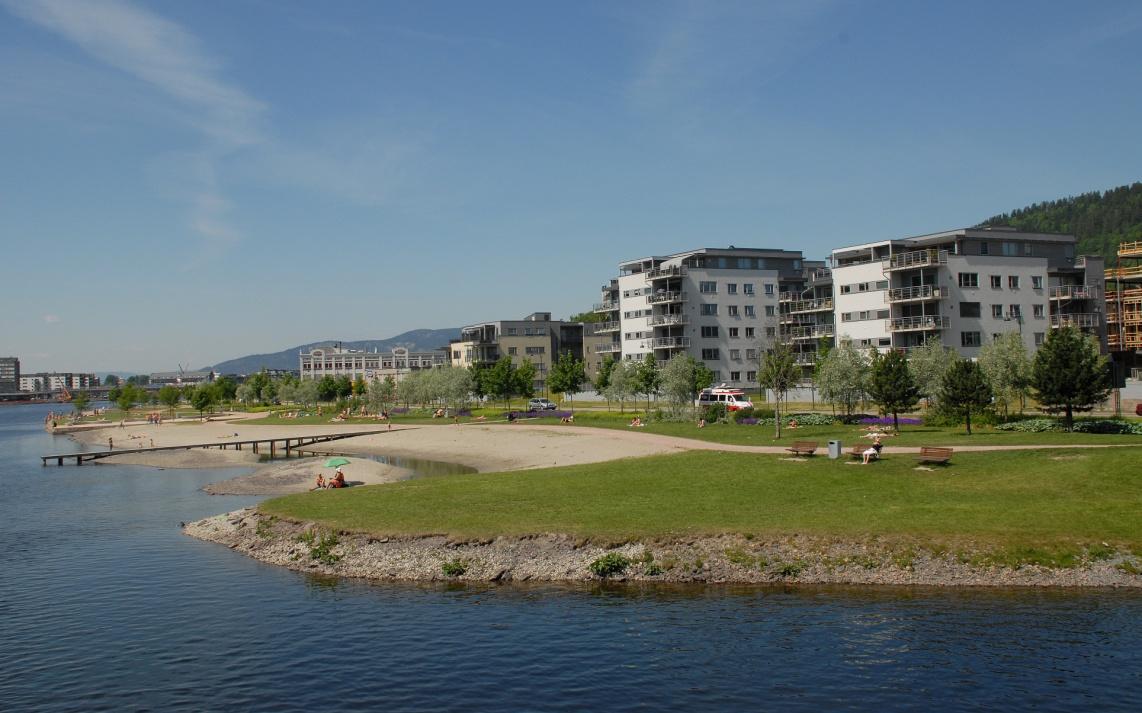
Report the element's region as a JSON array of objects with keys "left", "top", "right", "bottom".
[
  {"left": 786, "top": 441, "right": 818, "bottom": 457},
  {"left": 850, "top": 445, "right": 870, "bottom": 460},
  {"left": 915, "top": 447, "right": 953, "bottom": 465}
]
